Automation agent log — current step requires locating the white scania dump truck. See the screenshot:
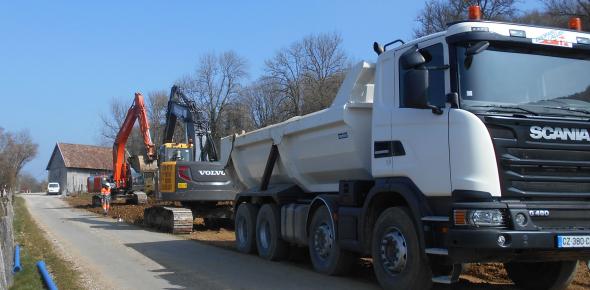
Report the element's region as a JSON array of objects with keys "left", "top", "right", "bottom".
[{"left": 221, "top": 8, "right": 590, "bottom": 290}]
